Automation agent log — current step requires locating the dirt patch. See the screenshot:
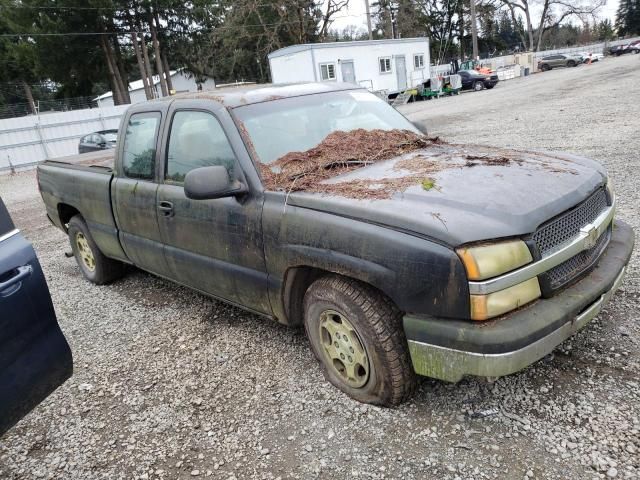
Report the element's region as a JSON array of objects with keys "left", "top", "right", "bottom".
[
  {"left": 464, "top": 154, "right": 515, "bottom": 167},
  {"left": 258, "top": 129, "right": 444, "bottom": 199}
]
